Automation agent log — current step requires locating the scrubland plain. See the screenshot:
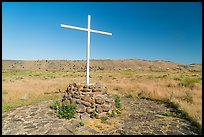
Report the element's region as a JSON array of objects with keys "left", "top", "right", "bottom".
[{"left": 2, "top": 60, "right": 202, "bottom": 128}]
